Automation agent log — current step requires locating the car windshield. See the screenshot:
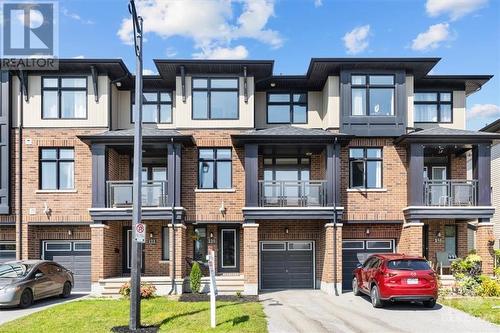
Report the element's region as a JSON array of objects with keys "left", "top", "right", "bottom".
[
  {"left": 0, "top": 263, "right": 33, "bottom": 278},
  {"left": 387, "top": 259, "right": 431, "bottom": 271}
]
